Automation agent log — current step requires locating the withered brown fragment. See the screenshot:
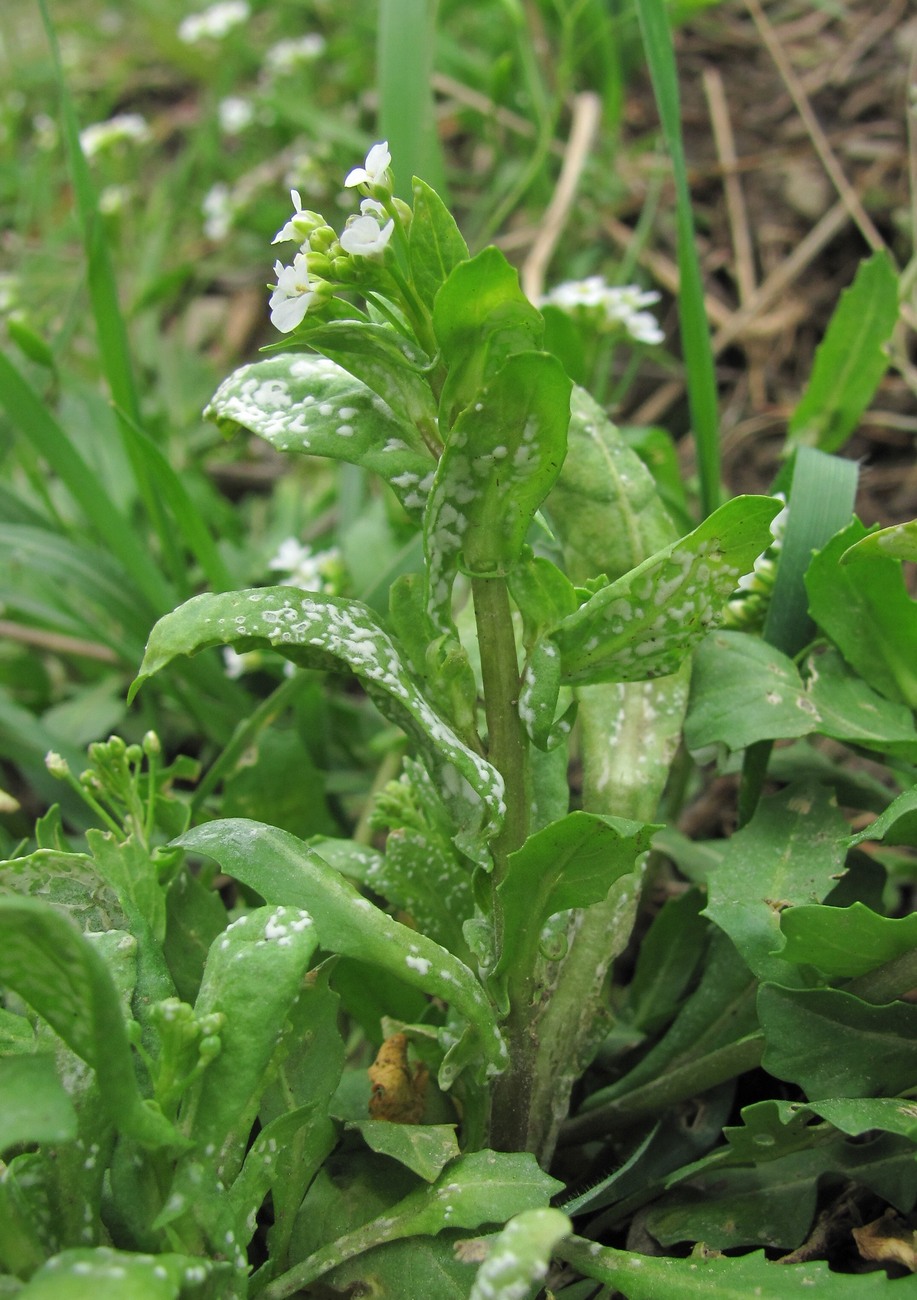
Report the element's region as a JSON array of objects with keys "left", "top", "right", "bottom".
[{"left": 368, "top": 1031, "right": 429, "bottom": 1123}]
